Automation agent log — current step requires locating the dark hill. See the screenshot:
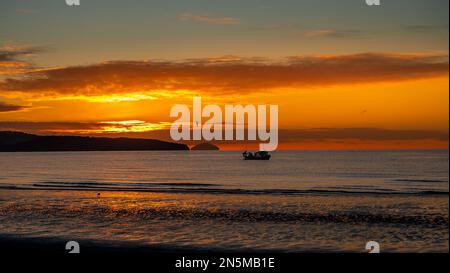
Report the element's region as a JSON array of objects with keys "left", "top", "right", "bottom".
[
  {"left": 0, "top": 131, "right": 37, "bottom": 146},
  {"left": 0, "top": 131, "right": 188, "bottom": 152},
  {"left": 191, "top": 142, "right": 220, "bottom": 151}
]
